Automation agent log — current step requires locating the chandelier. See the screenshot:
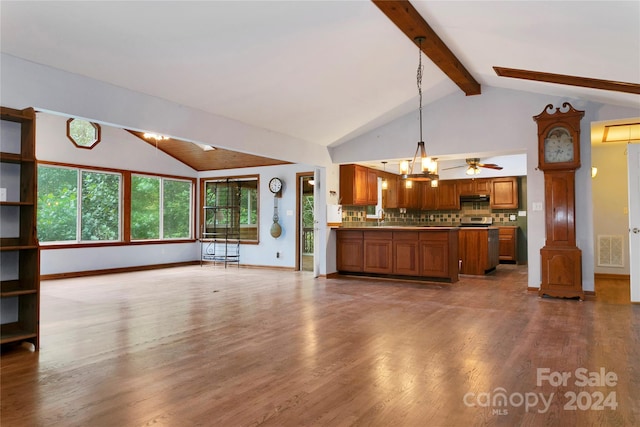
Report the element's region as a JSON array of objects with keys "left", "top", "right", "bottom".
[{"left": 399, "top": 37, "right": 439, "bottom": 184}]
